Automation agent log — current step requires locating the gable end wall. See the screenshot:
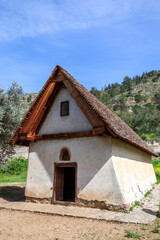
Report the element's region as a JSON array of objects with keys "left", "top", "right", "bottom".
[{"left": 38, "top": 86, "right": 92, "bottom": 135}]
